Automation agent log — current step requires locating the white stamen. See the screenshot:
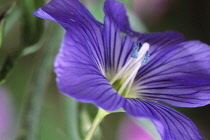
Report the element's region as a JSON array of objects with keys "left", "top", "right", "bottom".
[
  {"left": 124, "top": 76, "right": 136, "bottom": 97},
  {"left": 118, "top": 59, "right": 142, "bottom": 94},
  {"left": 110, "top": 42, "right": 150, "bottom": 97},
  {"left": 110, "top": 58, "right": 134, "bottom": 84}
]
